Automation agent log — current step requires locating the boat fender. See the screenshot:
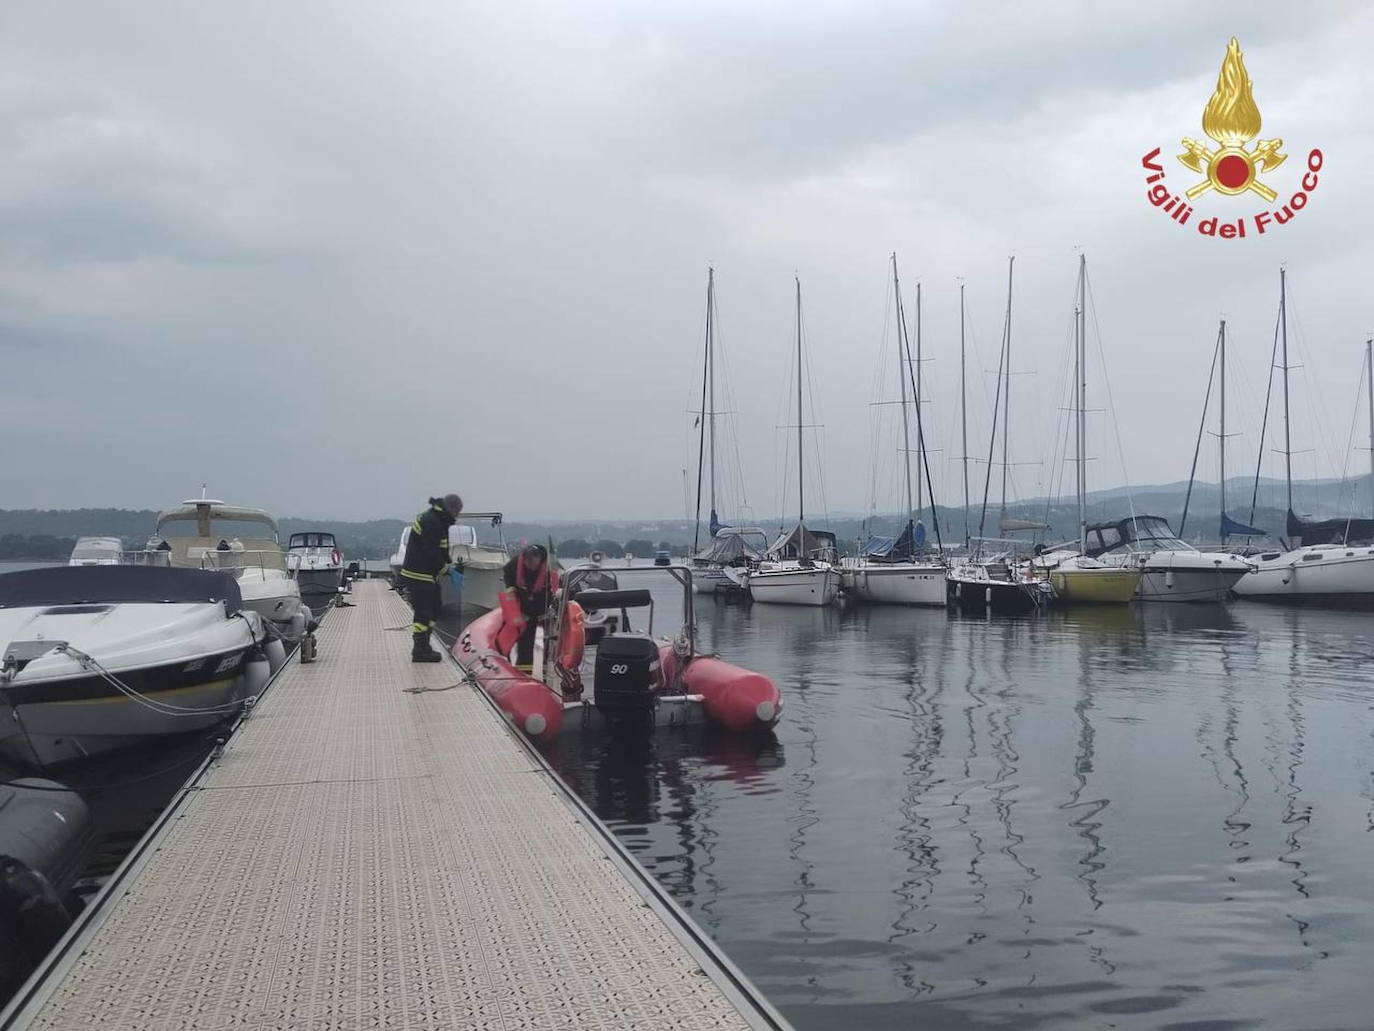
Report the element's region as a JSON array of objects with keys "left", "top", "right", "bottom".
[
  {"left": 243, "top": 647, "right": 270, "bottom": 697},
  {"left": 495, "top": 590, "right": 526, "bottom": 658},
  {"left": 0, "top": 856, "right": 74, "bottom": 995},
  {"left": 985, "top": 587, "right": 992, "bottom": 605},
  {"left": 288, "top": 610, "right": 307, "bottom": 641},
  {"left": 1165, "top": 570, "right": 1175, "bottom": 590},
  {"left": 264, "top": 637, "right": 287, "bottom": 673},
  {"left": 555, "top": 602, "right": 586, "bottom": 698}
]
